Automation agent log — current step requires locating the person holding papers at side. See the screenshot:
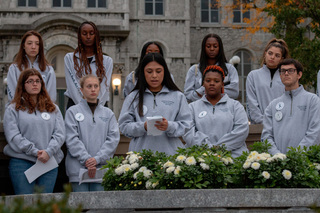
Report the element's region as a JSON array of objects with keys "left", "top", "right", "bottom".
[
  {"left": 3, "top": 68, "right": 65, "bottom": 195},
  {"left": 65, "top": 75, "right": 120, "bottom": 192},
  {"left": 119, "top": 53, "right": 192, "bottom": 156},
  {"left": 183, "top": 65, "right": 249, "bottom": 158}
]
